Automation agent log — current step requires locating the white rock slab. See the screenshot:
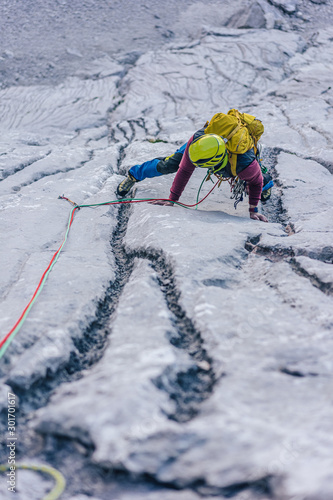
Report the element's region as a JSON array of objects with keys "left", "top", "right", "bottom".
[
  {"left": 259, "top": 151, "right": 333, "bottom": 257},
  {"left": 1, "top": 6, "right": 333, "bottom": 500},
  {"left": 33, "top": 260, "right": 182, "bottom": 463},
  {"left": 110, "top": 29, "right": 305, "bottom": 124}
]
